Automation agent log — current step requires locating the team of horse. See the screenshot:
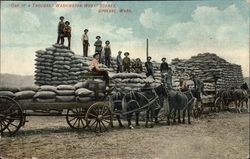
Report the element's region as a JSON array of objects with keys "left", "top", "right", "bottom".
[
  {"left": 110, "top": 83, "right": 198, "bottom": 128},
  {"left": 218, "top": 82, "right": 249, "bottom": 113},
  {"left": 110, "top": 82, "right": 249, "bottom": 129}
]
